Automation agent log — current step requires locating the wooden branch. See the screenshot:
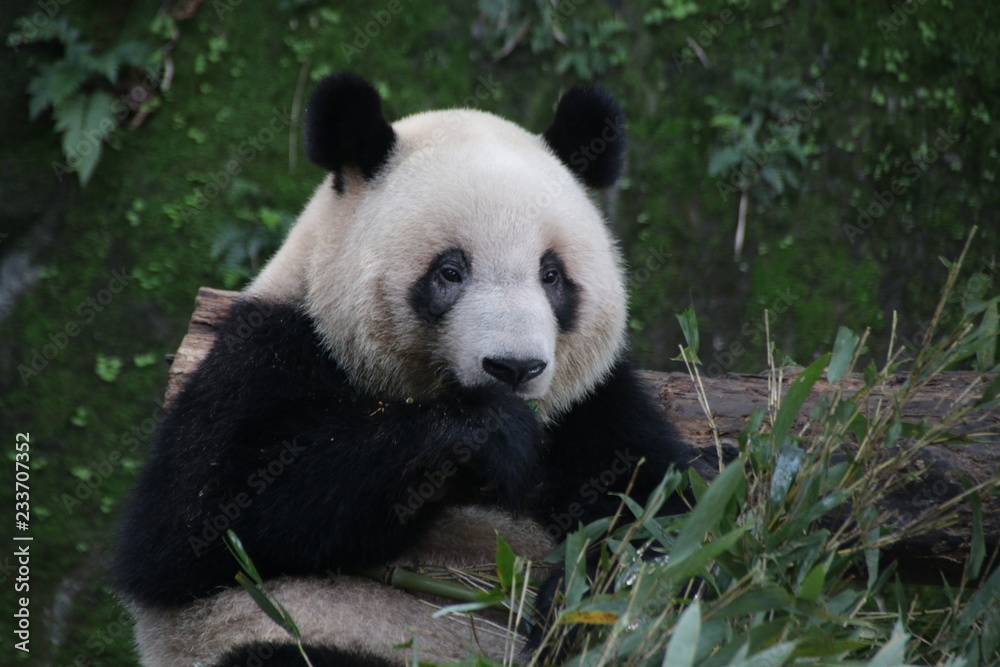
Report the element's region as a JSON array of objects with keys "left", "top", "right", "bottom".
[{"left": 165, "top": 287, "right": 1000, "bottom": 583}]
